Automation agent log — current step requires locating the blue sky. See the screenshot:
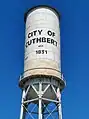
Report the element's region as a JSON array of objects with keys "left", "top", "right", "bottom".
[{"left": 0, "top": 0, "right": 89, "bottom": 119}]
